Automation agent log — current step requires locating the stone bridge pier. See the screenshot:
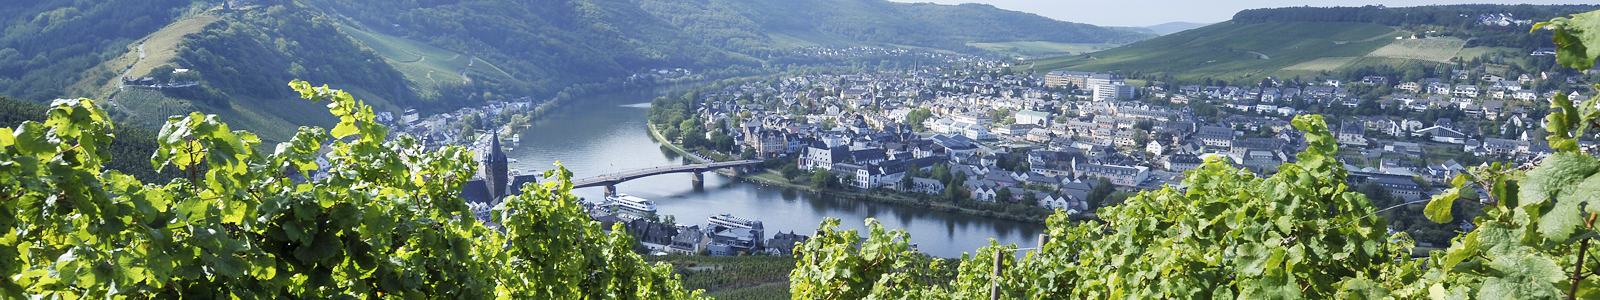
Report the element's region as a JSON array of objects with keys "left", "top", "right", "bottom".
[{"left": 604, "top": 184, "right": 616, "bottom": 197}]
